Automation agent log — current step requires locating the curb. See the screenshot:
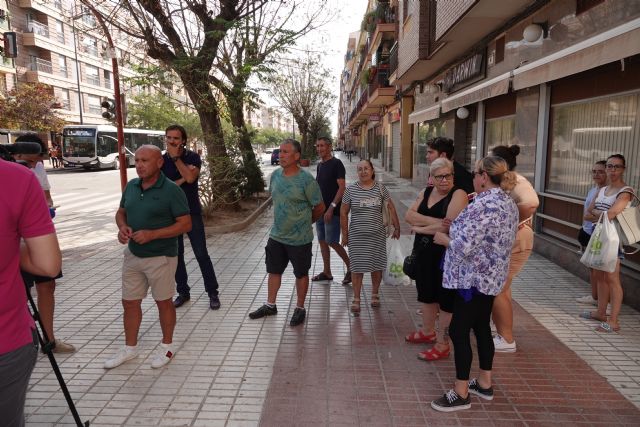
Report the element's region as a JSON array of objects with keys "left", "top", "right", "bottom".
[{"left": 204, "top": 196, "right": 272, "bottom": 234}]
